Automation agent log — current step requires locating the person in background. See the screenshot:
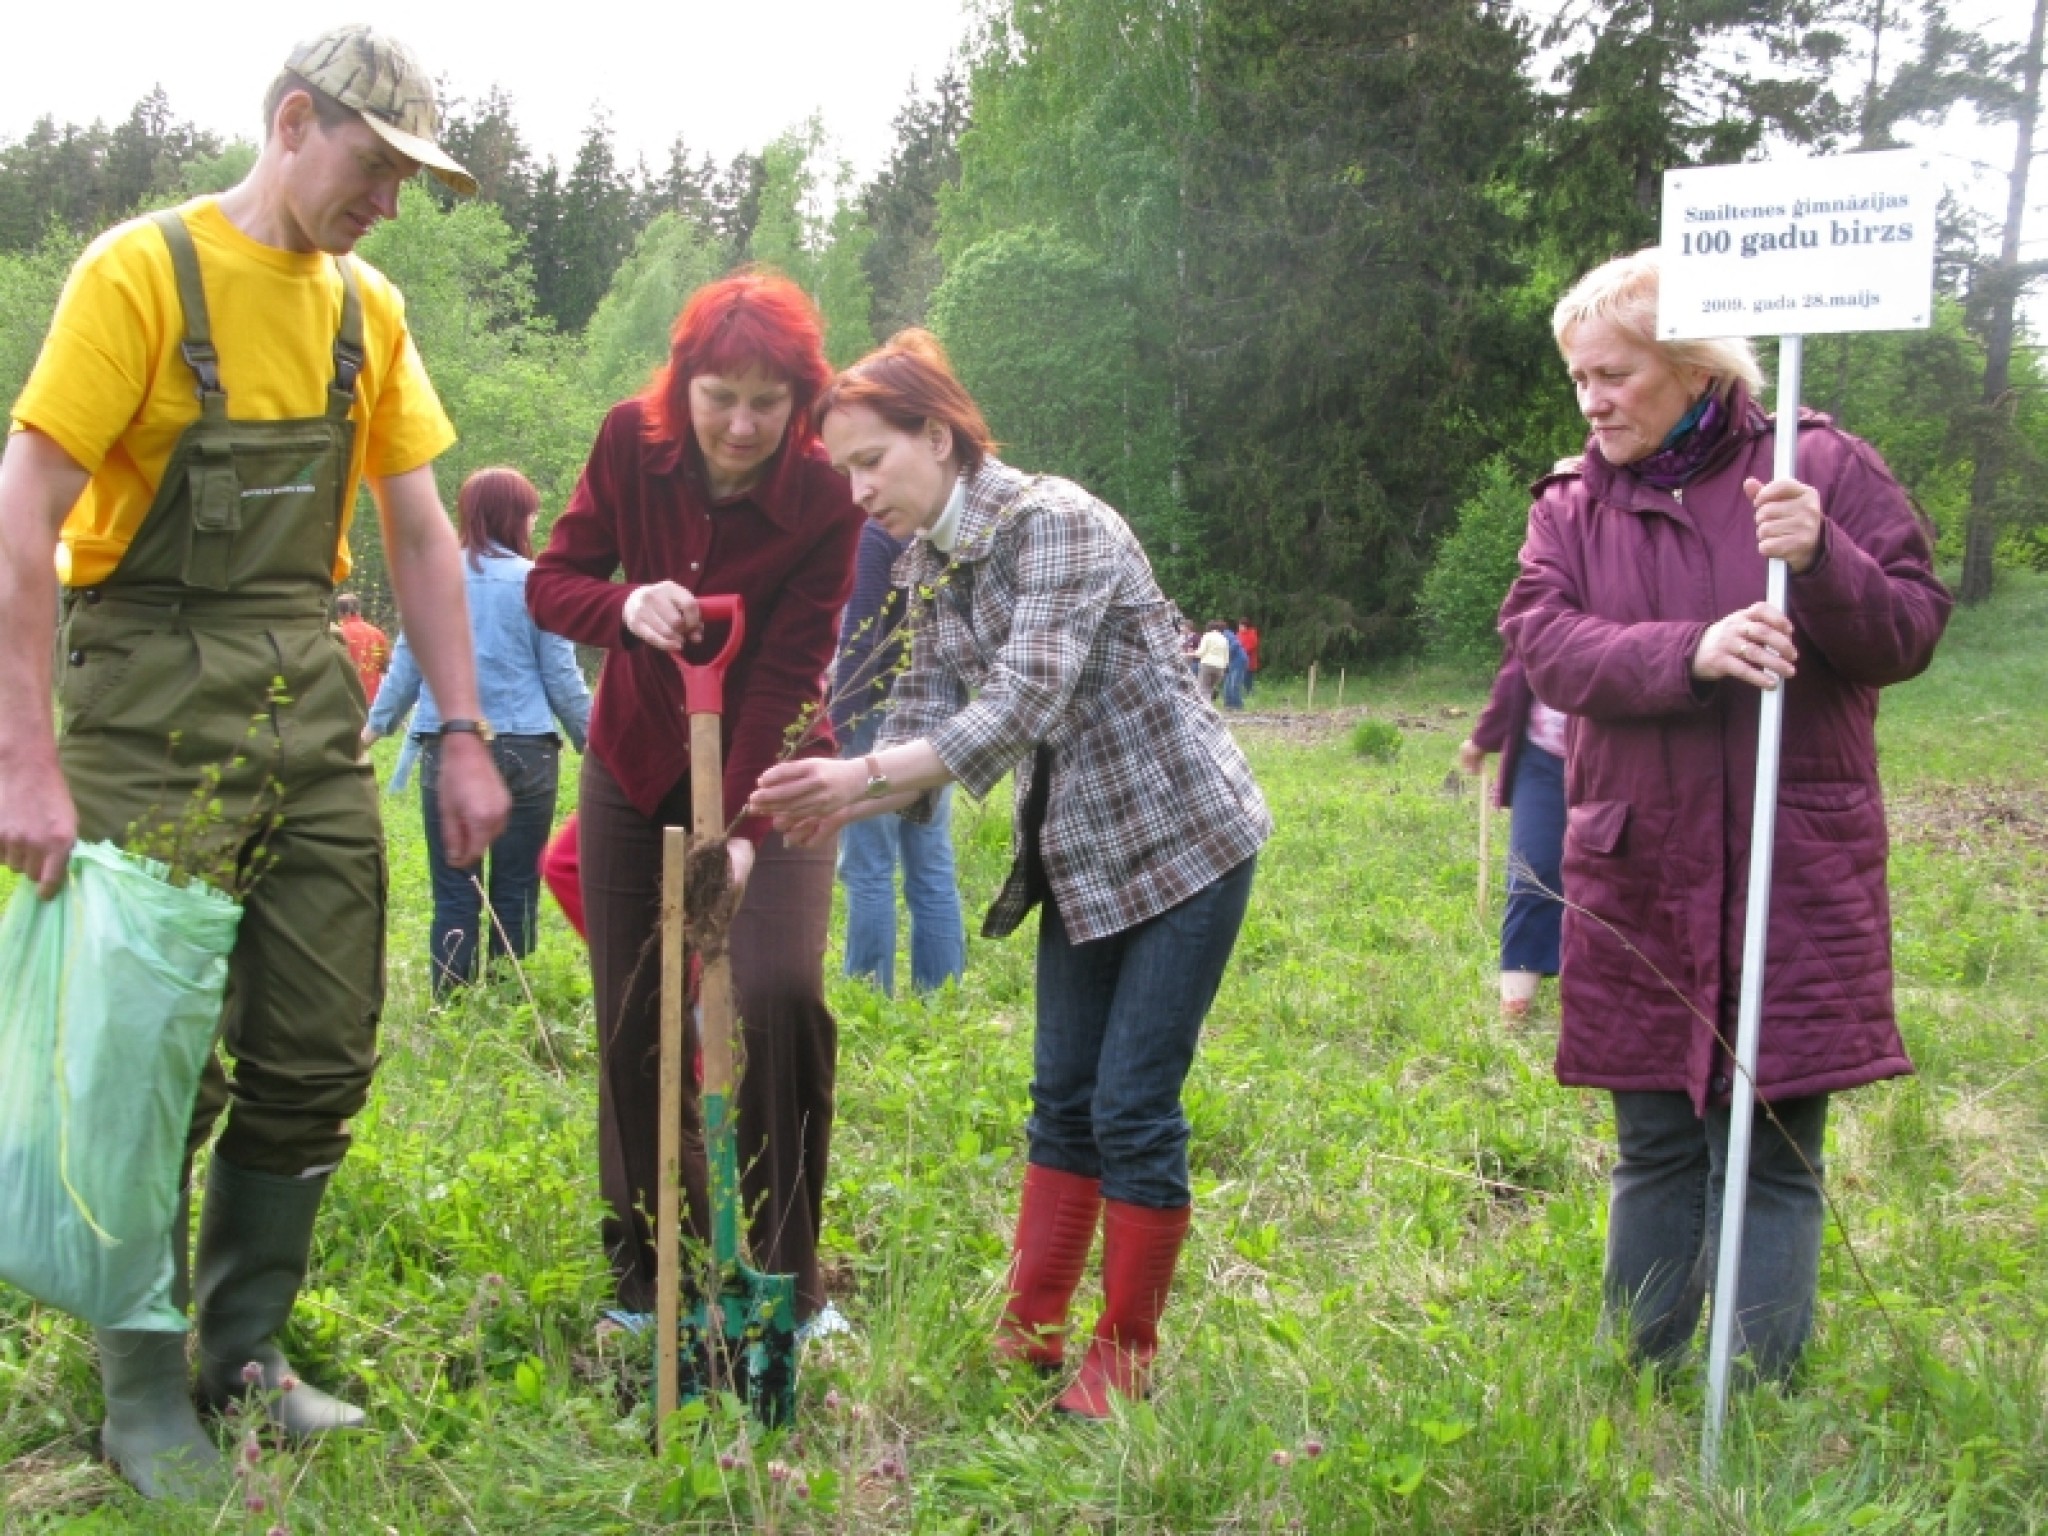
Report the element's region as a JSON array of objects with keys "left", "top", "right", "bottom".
[
  {"left": 753, "top": 329, "right": 1270, "bottom": 1420},
  {"left": 335, "top": 592, "right": 389, "bottom": 706},
  {"left": 1456, "top": 651, "right": 1565, "bottom": 1018},
  {"left": 365, "top": 467, "right": 590, "bottom": 996},
  {"left": 1237, "top": 615, "right": 1261, "bottom": 696},
  {"left": 539, "top": 812, "right": 587, "bottom": 939},
  {"left": 1178, "top": 618, "right": 1201, "bottom": 677},
  {"left": 830, "top": 518, "right": 967, "bottom": 995},
  {"left": 0, "top": 26, "right": 508, "bottom": 1498},
  {"left": 1499, "top": 248, "right": 1949, "bottom": 1382},
  {"left": 1195, "top": 620, "right": 1229, "bottom": 702},
  {"left": 1221, "top": 622, "right": 1249, "bottom": 711},
  {"left": 526, "top": 272, "right": 863, "bottom": 1337}
]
